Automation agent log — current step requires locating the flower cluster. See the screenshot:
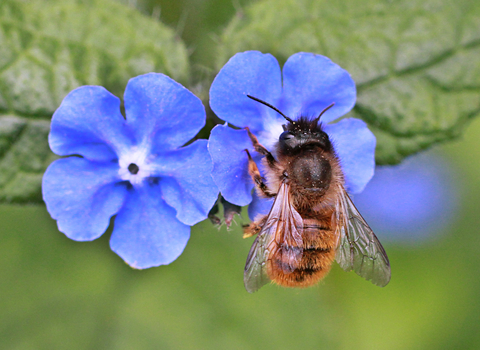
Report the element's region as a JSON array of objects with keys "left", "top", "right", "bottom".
[
  {"left": 43, "top": 73, "right": 218, "bottom": 268},
  {"left": 43, "top": 51, "right": 378, "bottom": 267},
  {"left": 208, "top": 51, "right": 376, "bottom": 219}
]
